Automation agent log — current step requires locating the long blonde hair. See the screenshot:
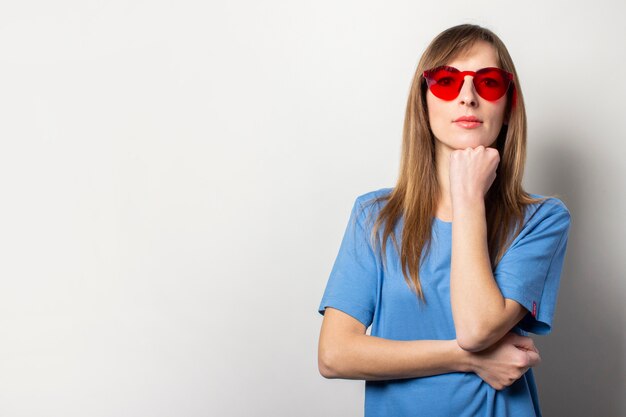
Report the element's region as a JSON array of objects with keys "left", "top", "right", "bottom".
[{"left": 361, "top": 23, "right": 553, "bottom": 304}]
